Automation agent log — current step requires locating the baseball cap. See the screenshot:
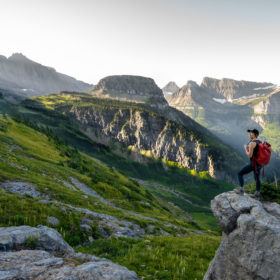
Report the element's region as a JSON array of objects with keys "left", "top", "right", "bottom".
[{"left": 247, "top": 128, "right": 259, "bottom": 136}]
